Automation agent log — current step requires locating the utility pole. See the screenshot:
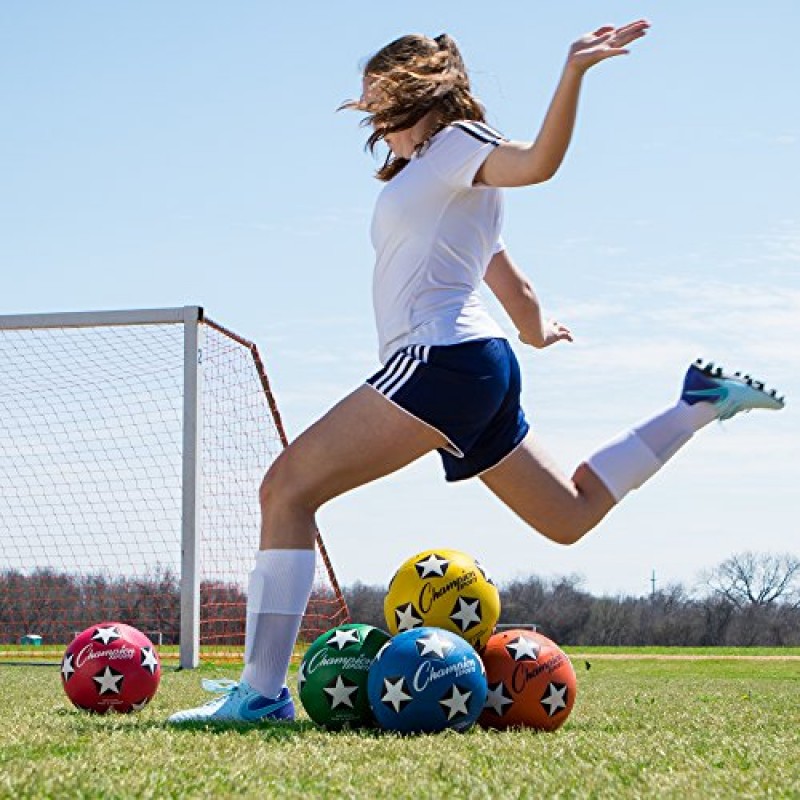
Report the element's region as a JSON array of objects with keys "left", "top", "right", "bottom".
[{"left": 650, "top": 570, "right": 657, "bottom": 598}]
